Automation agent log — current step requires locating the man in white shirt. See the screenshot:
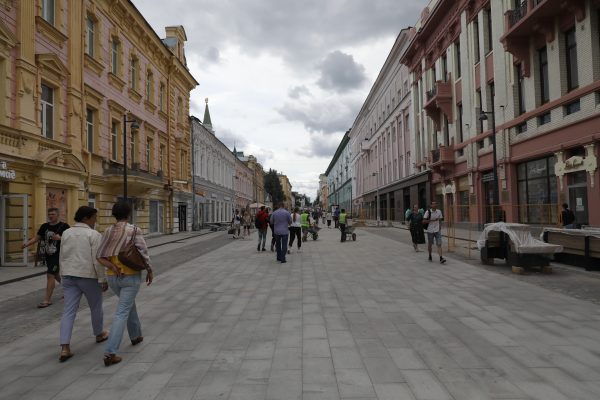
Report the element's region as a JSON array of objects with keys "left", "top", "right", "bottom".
[{"left": 423, "top": 201, "right": 446, "bottom": 264}]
